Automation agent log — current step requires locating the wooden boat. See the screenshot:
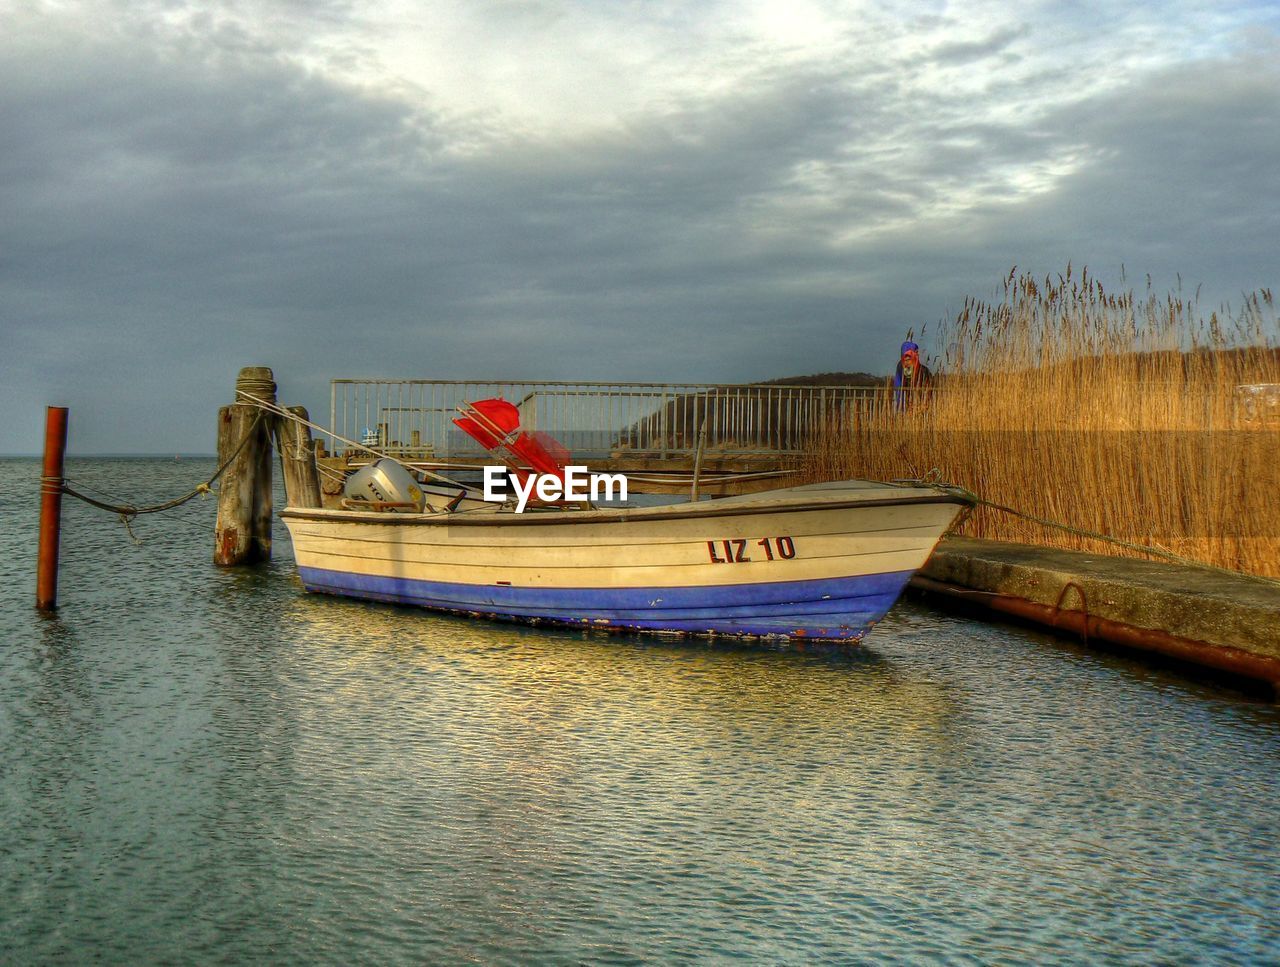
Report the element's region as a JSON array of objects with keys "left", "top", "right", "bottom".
[{"left": 280, "top": 480, "right": 971, "bottom": 641}]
